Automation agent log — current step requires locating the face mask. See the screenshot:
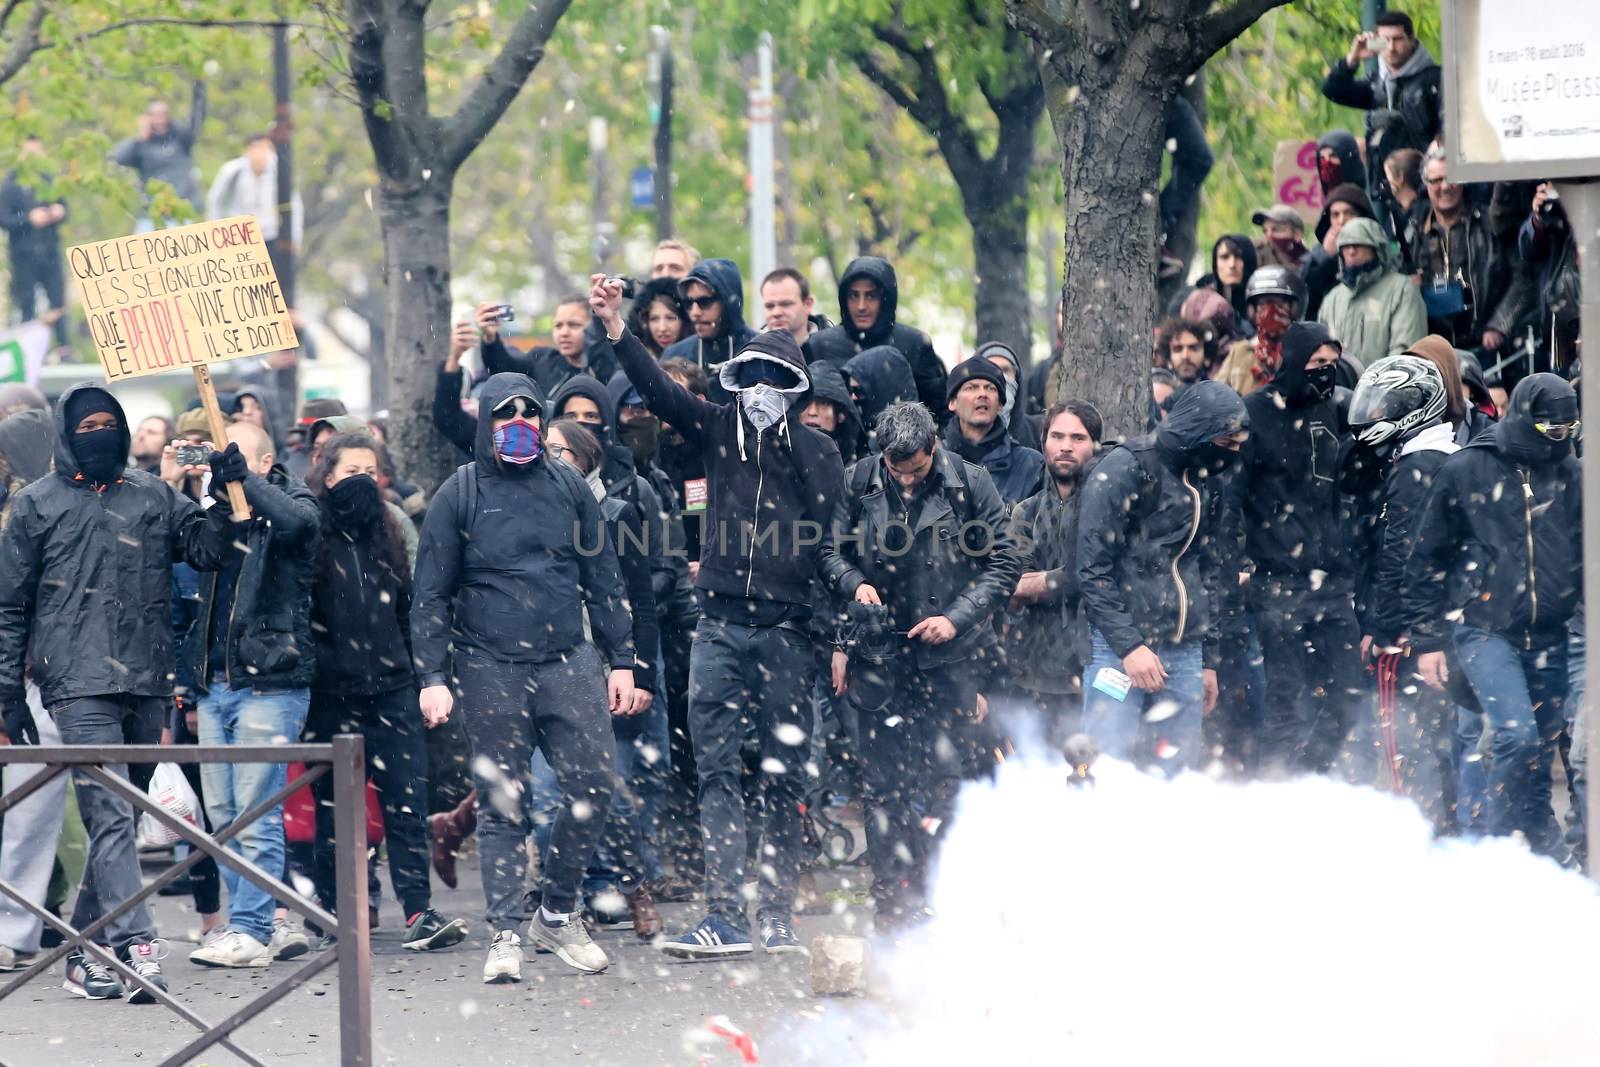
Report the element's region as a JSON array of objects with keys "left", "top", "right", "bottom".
[
  {"left": 619, "top": 417, "right": 660, "bottom": 465},
  {"left": 1253, "top": 302, "right": 1293, "bottom": 341},
  {"left": 71, "top": 427, "right": 125, "bottom": 484},
  {"left": 585, "top": 467, "right": 606, "bottom": 502},
  {"left": 739, "top": 384, "right": 791, "bottom": 434},
  {"left": 1187, "top": 441, "right": 1243, "bottom": 474},
  {"left": 1318, "top": 156, "right": 1345, "bottom": 191},
  {"left": 1304, "top": 365, "right": 1338, "bottom": 402},
  {"left": 328, "top": 474, "right": 381, "bottom": 532},
  {"left": 1270, "top": 234, "right": 1301, "bottom": 254},
  {"left": 492, "top": 418, "right": 542, "bottom": 465},
  {"left": 1000, "top": 380, "right": 1016, "bottom": 424},
  {"left": 1340, "top": 258, "right": 1381, "bottom": 290}
]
